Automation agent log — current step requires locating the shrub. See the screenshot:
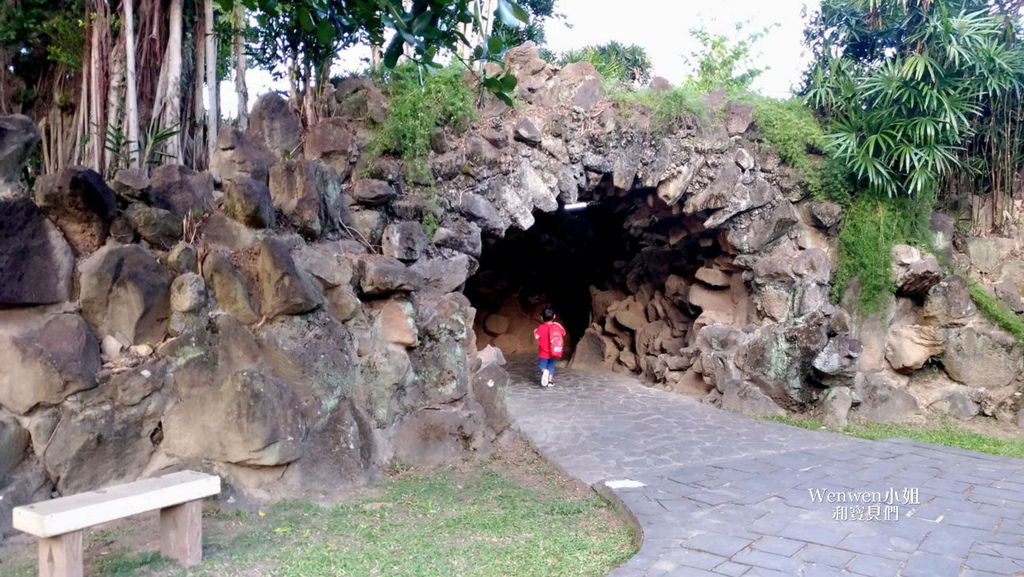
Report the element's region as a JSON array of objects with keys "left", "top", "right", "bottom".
[
  {"left": 832, "top": 192, "right": 933, "bottom": 312},
  {"left": 368, "top": 63, "right": 477, "bottom": 184}
]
